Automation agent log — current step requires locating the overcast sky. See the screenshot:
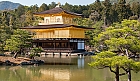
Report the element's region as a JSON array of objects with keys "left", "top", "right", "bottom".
[{"left": 0, "top": 0, "right": 98, "bottom": 6}]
